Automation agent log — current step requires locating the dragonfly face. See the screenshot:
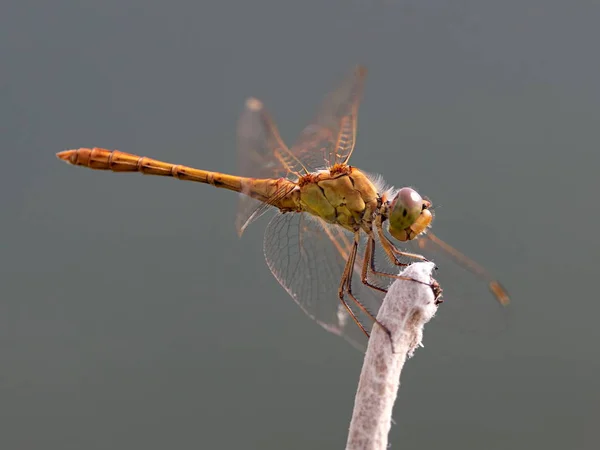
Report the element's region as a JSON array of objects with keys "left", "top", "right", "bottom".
[{"left": 387, "top": 187, "right": 433, "bottom": 242}]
